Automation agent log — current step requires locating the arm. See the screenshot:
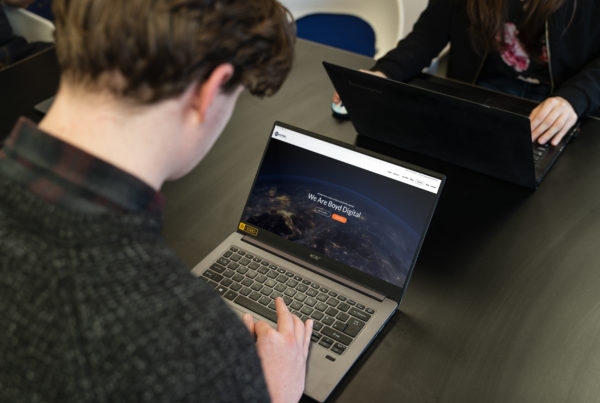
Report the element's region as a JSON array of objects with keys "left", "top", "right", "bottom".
[
  {"left": 243, "top": 298, "right": 313, "bottom": 403},
  {"left": 372, "top": 0, "right": 453, "bottom": 81}
]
